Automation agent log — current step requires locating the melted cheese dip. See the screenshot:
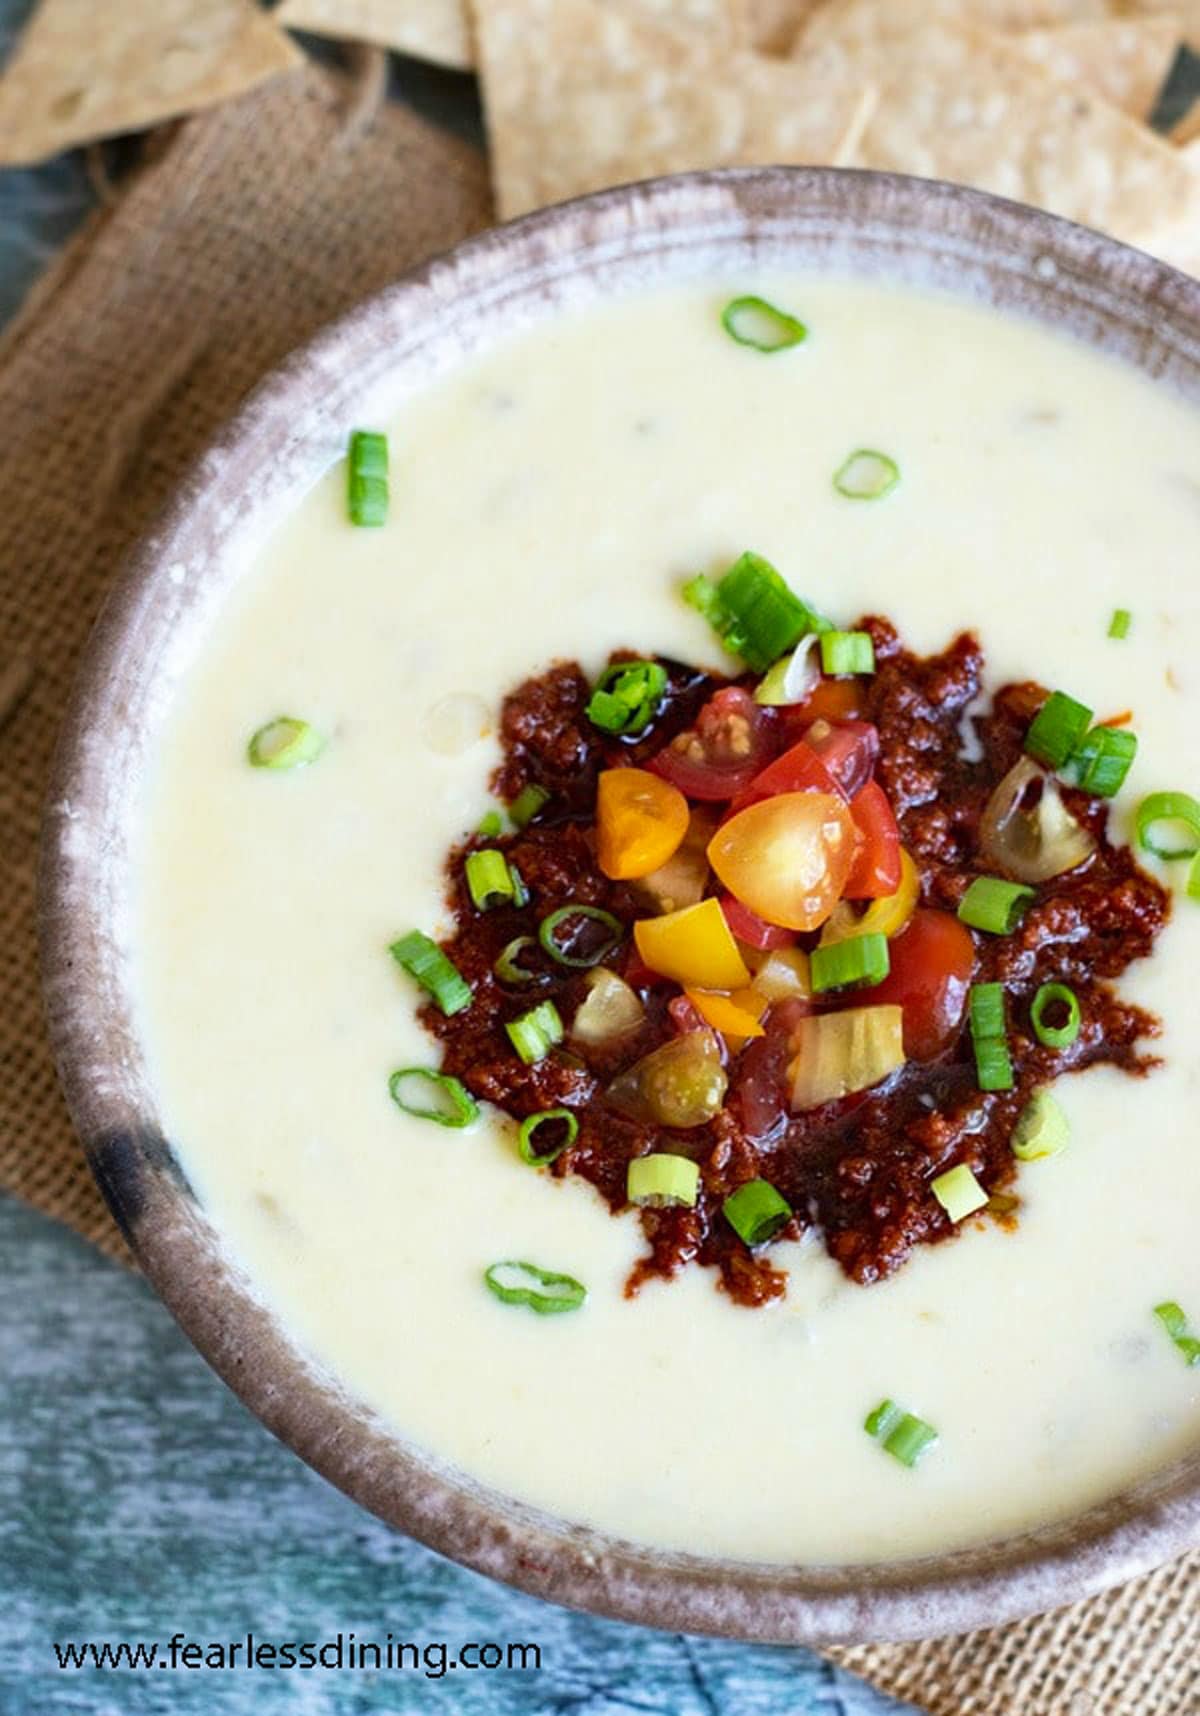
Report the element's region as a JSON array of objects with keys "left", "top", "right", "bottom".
[{"left": 133, "top": 278, "right": 1200, "bottom": 1564}]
